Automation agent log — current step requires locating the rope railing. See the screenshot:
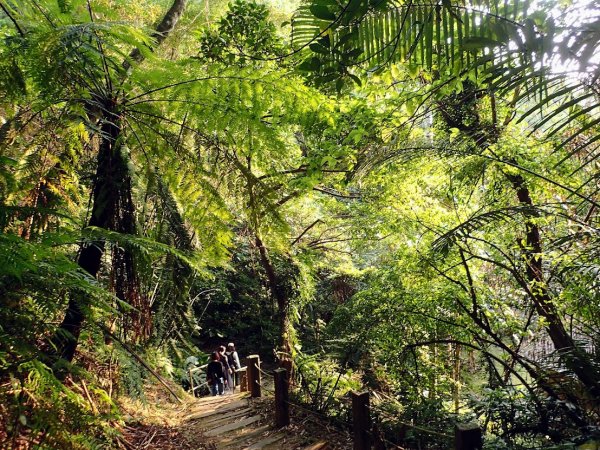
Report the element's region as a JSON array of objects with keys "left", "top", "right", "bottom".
[
  {"left": 188, "top": 364, "right": 208, "bottom": 374},
  {"left": 254, "top": 379, "right": 275, "bottom": 393},
  {"left": 191, "top": 380, "right": 210, "bottom": 391},
  {"left": 379, "top": 417, "right": 453, "bottom": 439},
  {"left": 363, "top": 428, "right": 406, "bottom": 450},
  {"left": 286, "top": 398, "right": 347, "bottom": 423},
  {"left": 378, "top": 436, "right": 405, "bottom": 450},
  {"left": 256, "top": 365, "right": 274, "bottom": 378},
  {"left": 280, "top": 381, "right": 445, "bottom": 449}
]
